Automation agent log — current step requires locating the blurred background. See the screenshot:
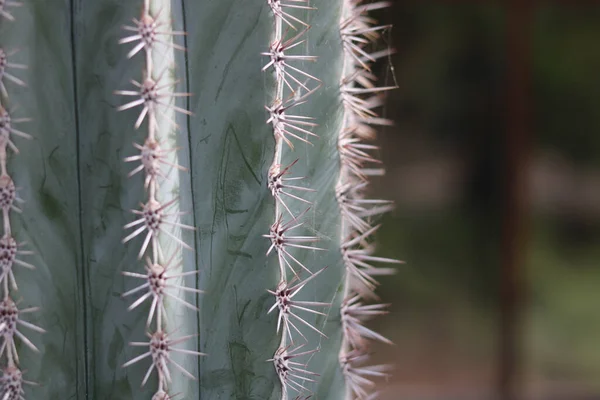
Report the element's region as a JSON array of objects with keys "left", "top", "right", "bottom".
[{"left": 368, "top": 2, "right": 600, "bottom": 399}]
